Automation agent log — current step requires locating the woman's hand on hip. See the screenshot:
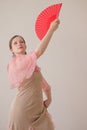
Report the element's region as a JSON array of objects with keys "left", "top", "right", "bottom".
[{"left": 44, "top": 98, "right": 52, "bottom": 108}]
